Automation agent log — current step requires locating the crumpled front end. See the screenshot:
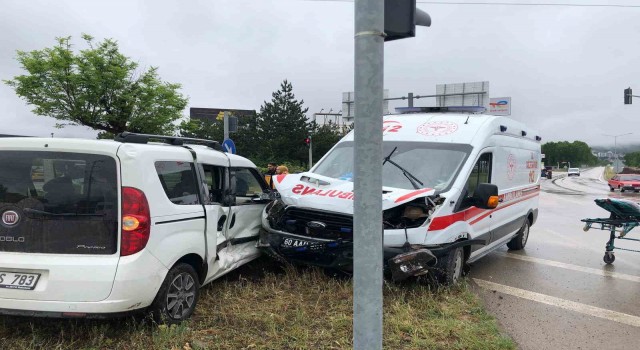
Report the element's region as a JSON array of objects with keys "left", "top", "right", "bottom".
[
  {"left": 257, "top": 182, "right": 458, "bottom": 280},
  {"left": 257, "top": 200, "right": 355, "bottom": 269}
]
